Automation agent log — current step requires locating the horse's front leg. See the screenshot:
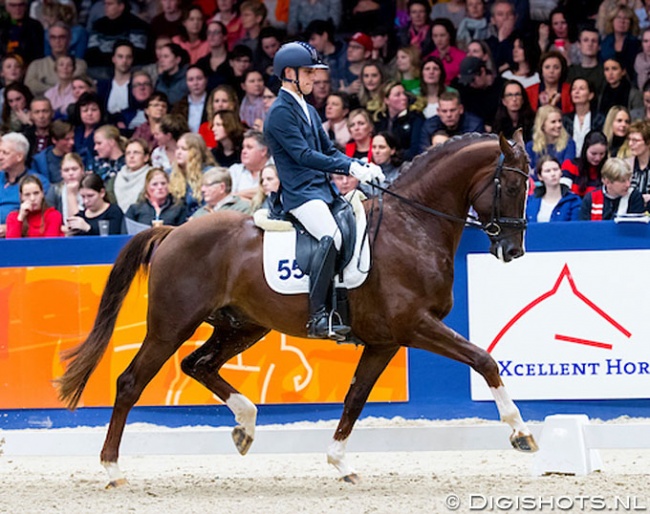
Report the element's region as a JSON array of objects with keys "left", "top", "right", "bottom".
[
  {"left": 407, "top": 313, "right": 538, "bottom": 453},
  {"left": 327, "top": 344, "right": 400, "bottom": 483}
]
